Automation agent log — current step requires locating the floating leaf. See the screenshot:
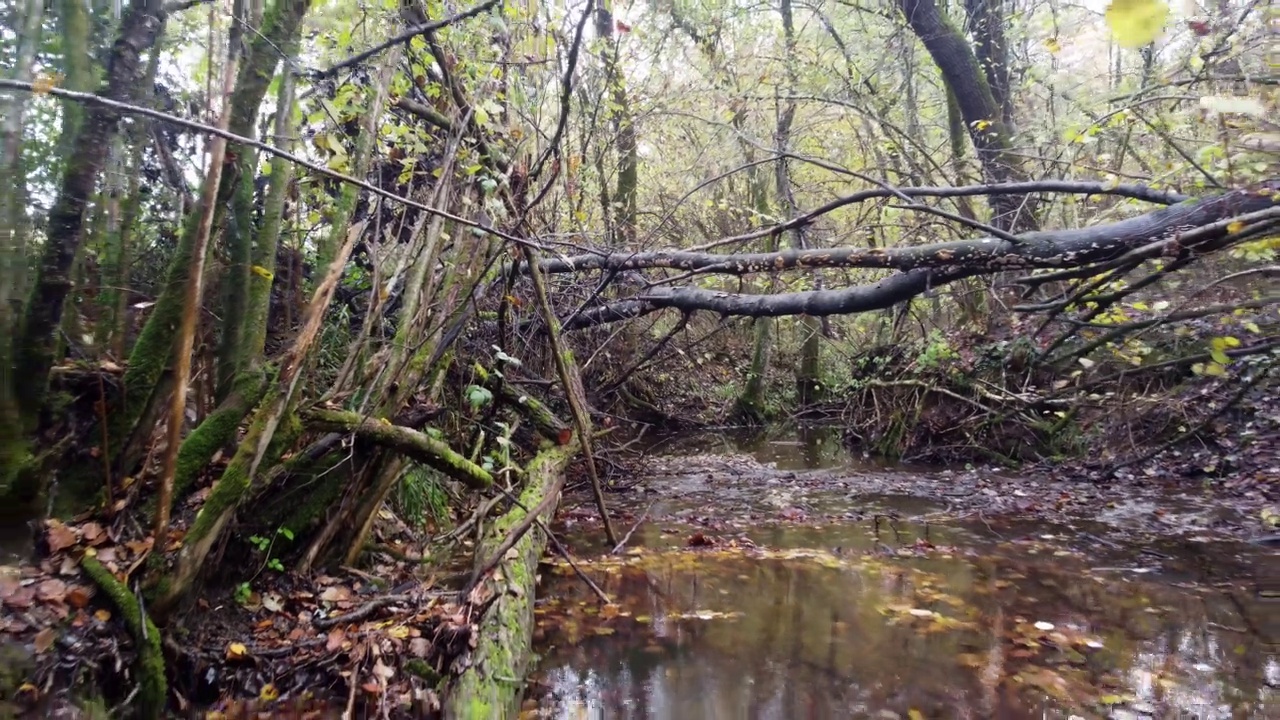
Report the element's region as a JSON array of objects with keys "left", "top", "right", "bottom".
[{"left": 1105, "top": 0, "right": 1169, "bottom": 48}]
